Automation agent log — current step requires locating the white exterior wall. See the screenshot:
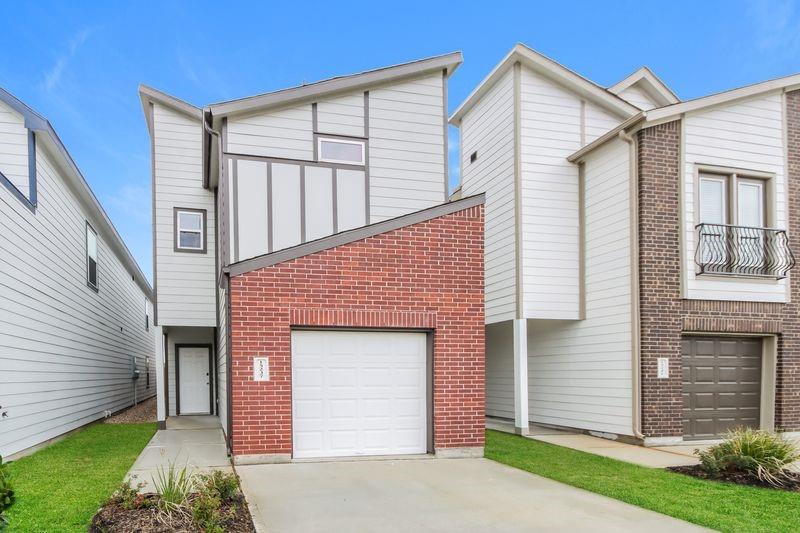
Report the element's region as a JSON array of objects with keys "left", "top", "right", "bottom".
[
  {"left": 617, "top": 84, "right": 658, "bottom": 111},
  {"left": 0, "top": 141, "right": 155, "bottom": 458},
  {"left": 460, "top": 69, "right": 516, "bottom": 324},
  {"left": 0, "top": 100, "right": 29, "bottom": 198},
  {"left": 216, "top": 285, "right": 228, "bottom": 436},
  {"left": 519, "top": 65, "right": 626, "bottom": 320},
  {"left": 485, "top": 321, "right": 514, "bottom": 419},
  {"left": 528, "top": 138, "right": 633, "bottom": 435},
  {"left": 317, "top": 91, "right": 365, "bottom": 137},
  {"left": 682, "top": 92, "right": 788, "bottom": 302},
  {"left": 227, "top": 104, "right": 314, "bottom": 160},
  {"left": 153, "top": 103, "right": 217, "bottom": 327},
  {"left": 368, "top": 72, "right": 446, "bottom": 221}
]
